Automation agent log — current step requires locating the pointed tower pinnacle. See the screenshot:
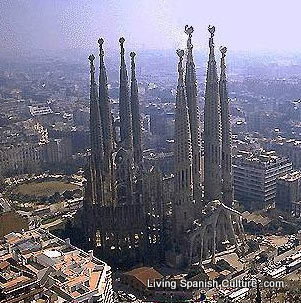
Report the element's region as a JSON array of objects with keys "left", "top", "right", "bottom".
[
  {"left": 98, "top": 38, "right": 114, "bottom": 175},
  {"left": 119, "top": 37, "right": 133, "bottom": 151},
  {"left": 88, "top": 54, "right": 104, "bottom": 204},
  {"left": 204, "top": 26, "right": 222, "bottom": 202},
  {"left": 219, "top": 46, "right": 234, "bottom": 206},
  {"left": 184, "top": 25, "right": 202, "bottom": 204},
  {"left": 130, "top": 51, "right": 143, "bottom": 167},
  {"left": 173, "top": 49, "right": 194, "bottom": 236}
]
